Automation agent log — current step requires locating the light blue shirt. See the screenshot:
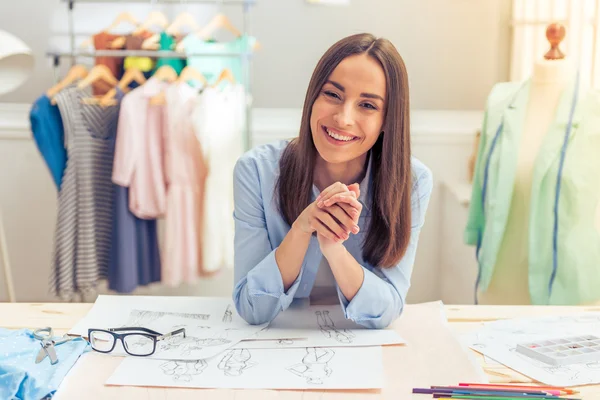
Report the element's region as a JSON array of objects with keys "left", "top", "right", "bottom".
[
  {"left": 232, "top": 140, "right": 433, "bottom": 329},
  {"left": 0, "top": 328, "right": 89, "bottom": 400}
]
